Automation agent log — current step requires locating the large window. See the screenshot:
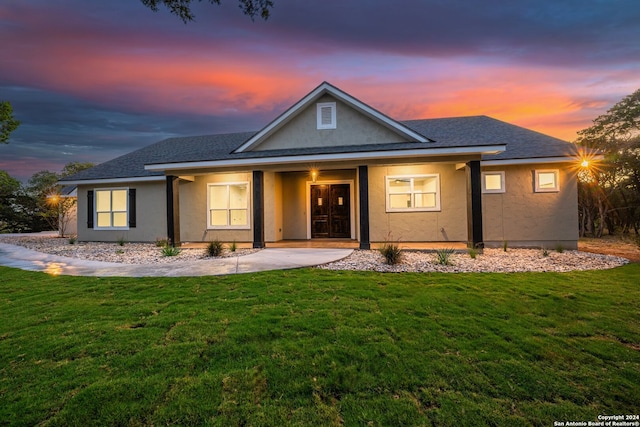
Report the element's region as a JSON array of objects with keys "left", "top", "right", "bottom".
[
  {"left": 208, "top": 182, "right": 250, "bottom": 229},
  {"left": 385, "top": 175, "right": 440, "bottom": 212},
  {"left": 95, "top": 189, "right": 128, "bottom": 229},
  {"left": 482, "top": 171, "right": 505, "bottom": 193},
  {"left": 535, "top": 170, "right": 559, "bottom": 192}
]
